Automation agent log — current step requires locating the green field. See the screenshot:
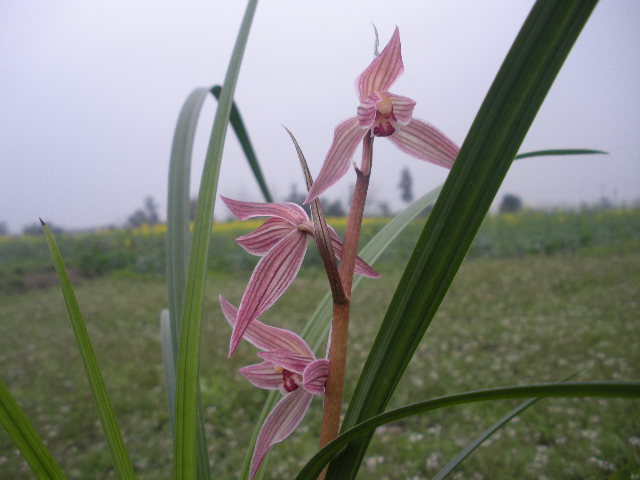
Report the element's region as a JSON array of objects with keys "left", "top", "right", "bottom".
[{"left": 1, "top": 208, "right": 639, "bottom": 479}]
